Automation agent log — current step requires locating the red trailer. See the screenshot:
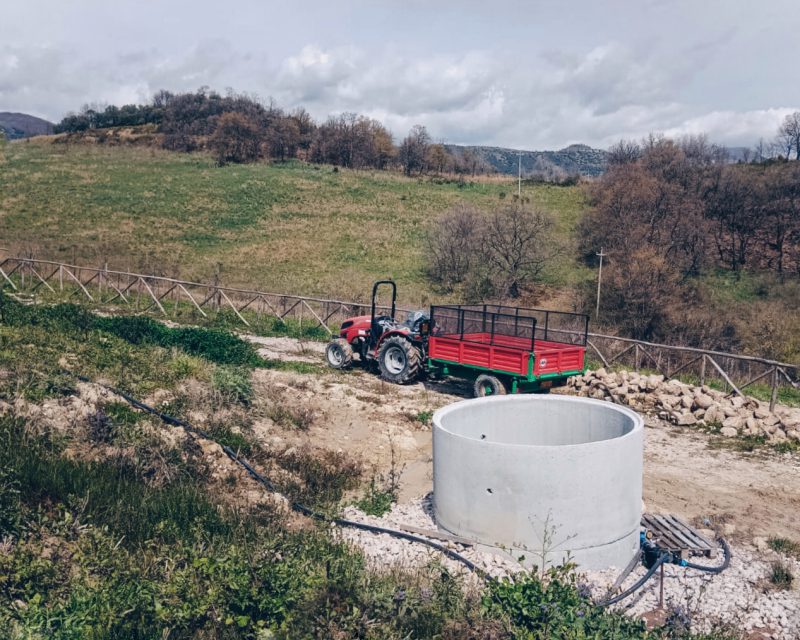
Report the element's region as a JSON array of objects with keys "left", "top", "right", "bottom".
[{"left": 426, "top": 305, "right": 588, "bottom": 395}]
